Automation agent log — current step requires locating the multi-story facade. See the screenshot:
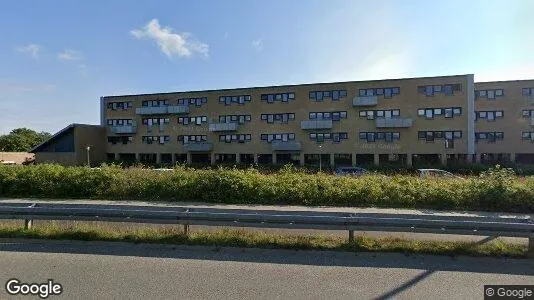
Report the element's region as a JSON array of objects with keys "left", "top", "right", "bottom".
[
  {"left": 31, "top": 74, "right": 534, "bottom": 168},
  {"left": 474, "top": 80, "right": 534, "bottom": 165},
  {"left": 99, "top": 74, "right": 474, "bottom": 167}
]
